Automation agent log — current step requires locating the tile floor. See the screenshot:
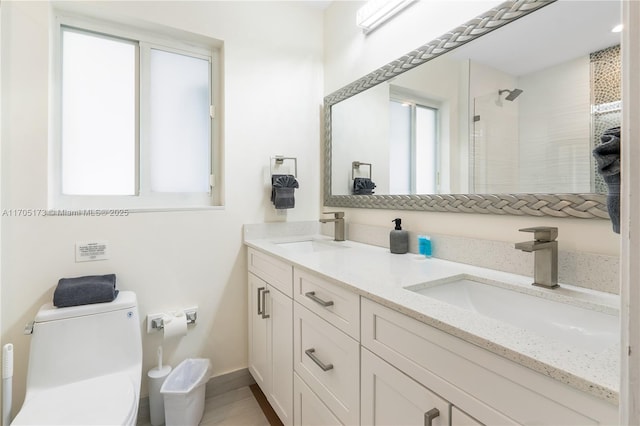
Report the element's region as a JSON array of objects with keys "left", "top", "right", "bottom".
[{"left": 138, "top": 385, "right": 276, "bottom": 426}]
